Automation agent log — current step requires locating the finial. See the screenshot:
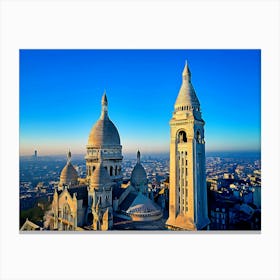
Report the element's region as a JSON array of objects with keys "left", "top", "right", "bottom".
[
  {"left": 182, "top": 60, "right": 191, "bottom": 80},
  {"left": 137, "top": 150, "right": 140, "bottom": 164},
  {"left": 102, "top": 90, "right": 108, "bottom": 106},
  {"left": 100, "top": 91, "right": 108, "bottom": 119},
  {"left": 67, "top": 149, "right": 71, "bottom": 163}
]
